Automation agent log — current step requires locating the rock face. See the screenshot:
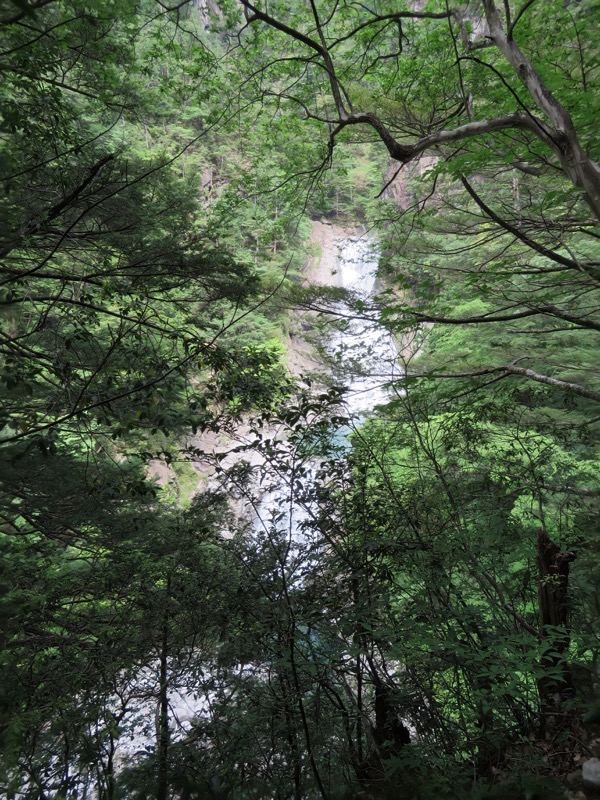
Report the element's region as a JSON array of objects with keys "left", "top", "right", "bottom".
[
  {"left": 382, "top": 156, "right": 438, "bottom": 211},
  {"left": 583, "top": 758, "right": 600, "bottom": 792},
  {"left": 382, "top": 161, "right": 413, "bottom": 210},
  {"left": 307, "top": 220, "right": 347, "bottom": 286}
]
